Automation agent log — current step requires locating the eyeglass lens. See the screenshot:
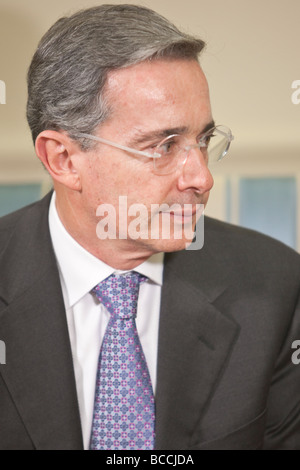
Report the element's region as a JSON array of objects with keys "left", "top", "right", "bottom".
[{"left": 153, "top": 126, "right": 231, "bottom": 175}]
